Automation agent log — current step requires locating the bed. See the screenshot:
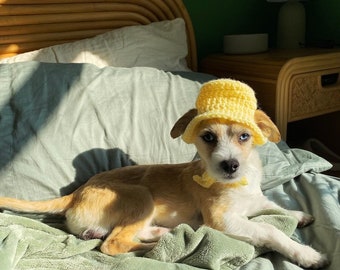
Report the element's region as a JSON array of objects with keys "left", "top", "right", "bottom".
[{"left": 0, "top": 1, "right": 339, "bottom": 269}]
